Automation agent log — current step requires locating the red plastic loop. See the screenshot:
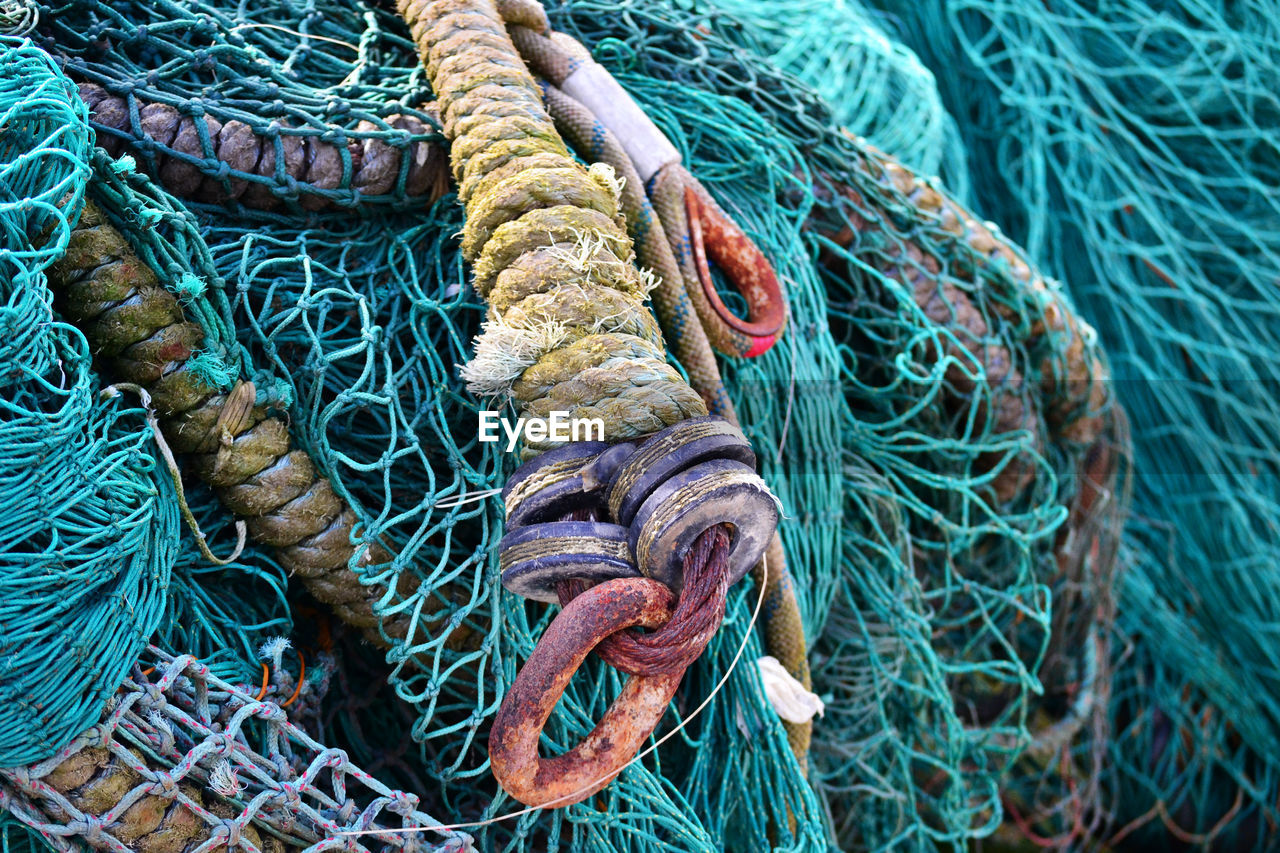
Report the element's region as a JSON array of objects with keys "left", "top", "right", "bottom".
[{"left": 684, "top": 183, "right": 787, "bottom": 356}]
